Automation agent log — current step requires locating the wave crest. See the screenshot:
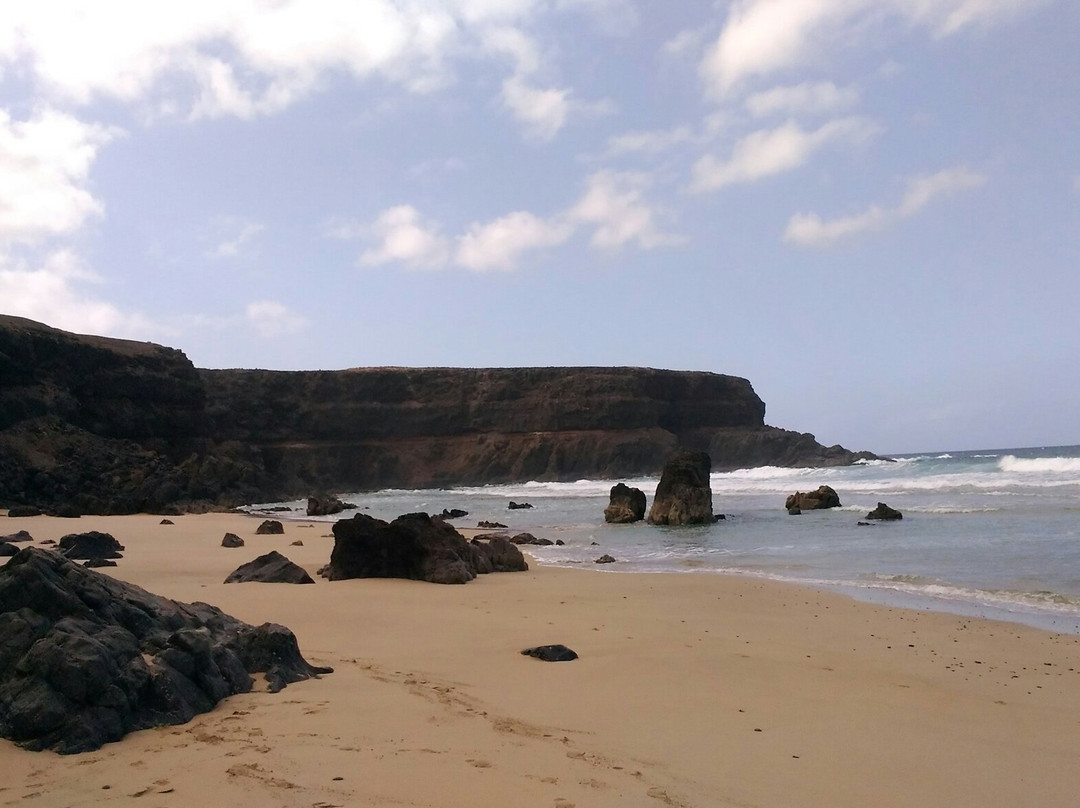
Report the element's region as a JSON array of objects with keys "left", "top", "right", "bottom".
[{"left": 998, "top": 455, "right": 1080, "bottom": 474}]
